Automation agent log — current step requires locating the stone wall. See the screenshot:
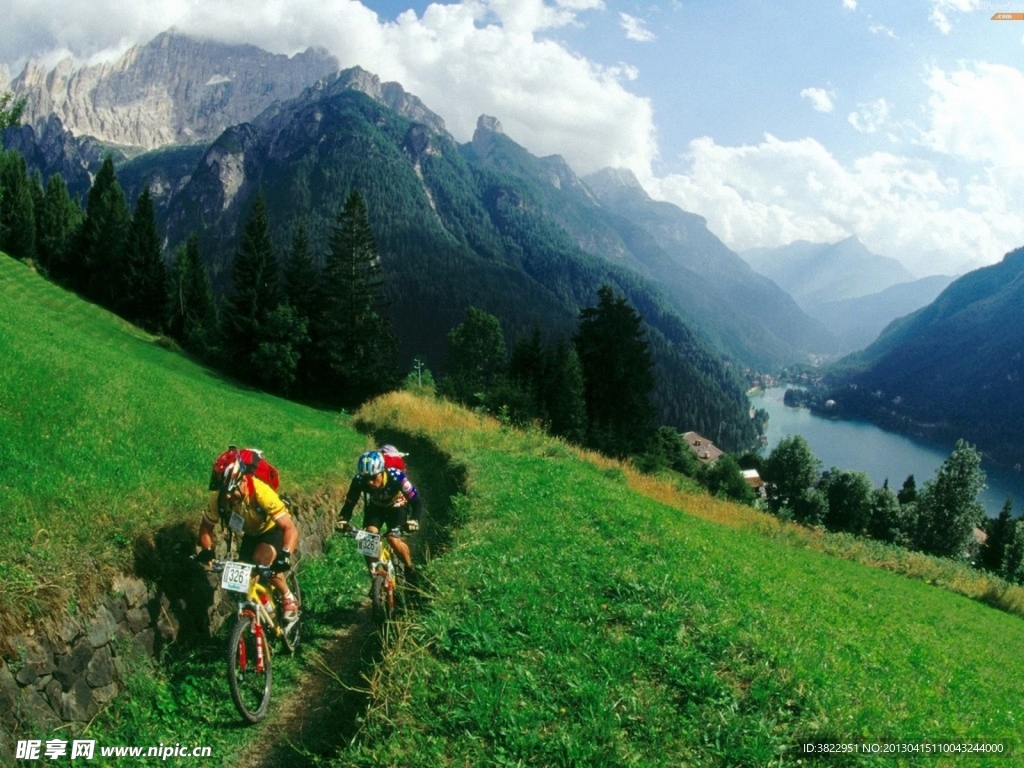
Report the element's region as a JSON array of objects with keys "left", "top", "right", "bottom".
[{"left": 0, "top": 489, "right": 342, "bottom": 758}]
